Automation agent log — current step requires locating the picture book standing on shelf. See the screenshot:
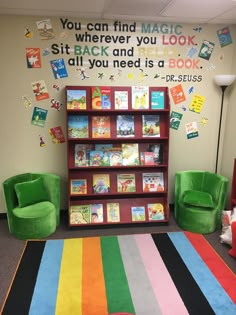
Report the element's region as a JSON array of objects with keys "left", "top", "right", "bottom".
[
  {"left": 68, "top": 115, "right": 88, "bottom": 138},
  {"left": 143, "top": 172, "right": 164, "bottom": 192},
  {"left": 90, "top": 204, "right": 104, "bottom": 223},
  {"left": 131, "top": 206, "right": 146, "bottom": 221},
  {"left": 70, "top": 205, "right": 91, "bottom": 224},
  {"left": 114, "top": 90, "right": 129, "bottom": 110},
  {"left": 93, "top": 174, "right": 110, "bottom": 194},
  {"left": 132, "top": 86, "right": 149, "bottom": 109},
  {"left": 148, "top": 203, "right": 165, "bottom": 220},
  {"left": 122, "top": 143, "right": 139, "bottom": 165},
  {"left": 117, "top": 173, "right": 136, "bottom": 192},
  {"left": 92, "top": 86, "right": 111, "bottom": 110},
  {"left": 92, "top": 116, "right": 111, "bottom": 138},
  {"left": 70, "top": 179, "right": 87, "bottom": 195},
  {"left": 142, "top": 115, "right": 160, "bottom": 137},
  {"left": 107, "top": 203, "right": 120, "bottom": 222},
  {"left": 67, "top": 89, "right": 87, "bottom": 110},
  {"left": 74, "top": 144, "right": 90, "bottom": 167},
  {"left": 116, "top": 115, "right": 135, "bottom": 137}
]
